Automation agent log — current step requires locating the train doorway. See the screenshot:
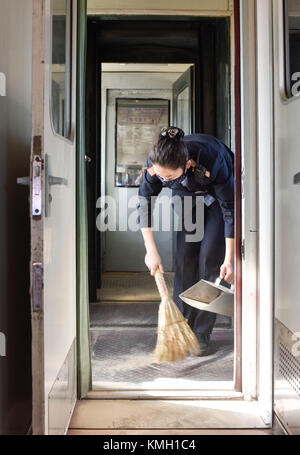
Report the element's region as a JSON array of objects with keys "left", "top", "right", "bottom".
[
  {"left": 85, "top": 17, "right": 238, "bottom": 395},
  {"left": 22, "top": 0, "right": 280, "bottom": 434}
]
